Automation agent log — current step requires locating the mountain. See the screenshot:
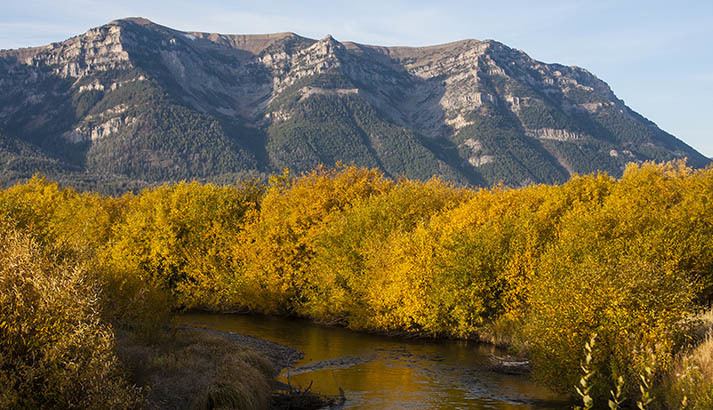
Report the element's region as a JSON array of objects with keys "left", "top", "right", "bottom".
[{"left": 0, "top": 17, "right": 708, "bottom": 191}]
